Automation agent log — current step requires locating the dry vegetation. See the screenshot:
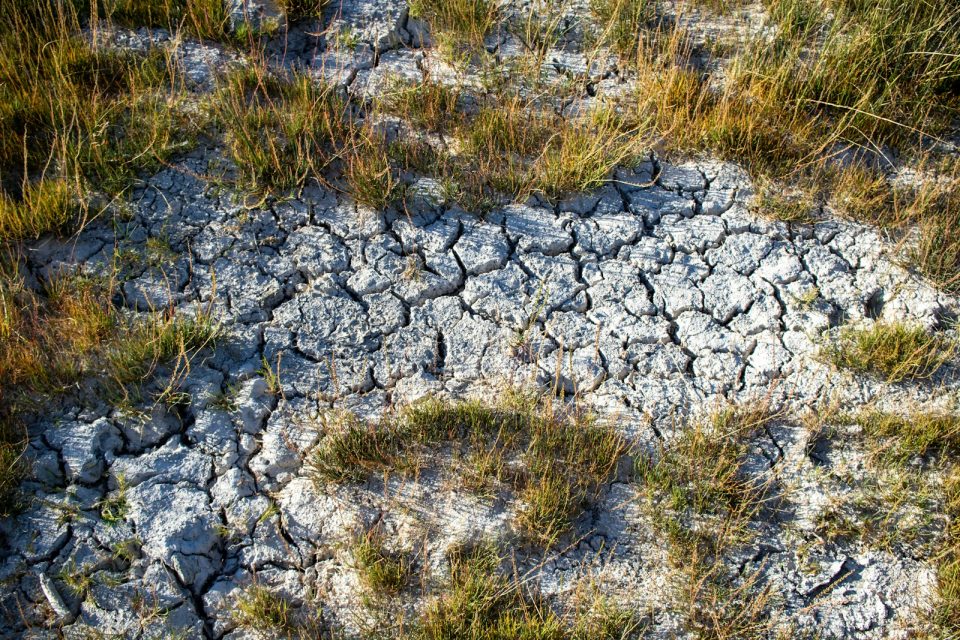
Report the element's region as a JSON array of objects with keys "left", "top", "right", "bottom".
[{"left": 0, "top": 1, "right": 216, "bottom": 514}]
